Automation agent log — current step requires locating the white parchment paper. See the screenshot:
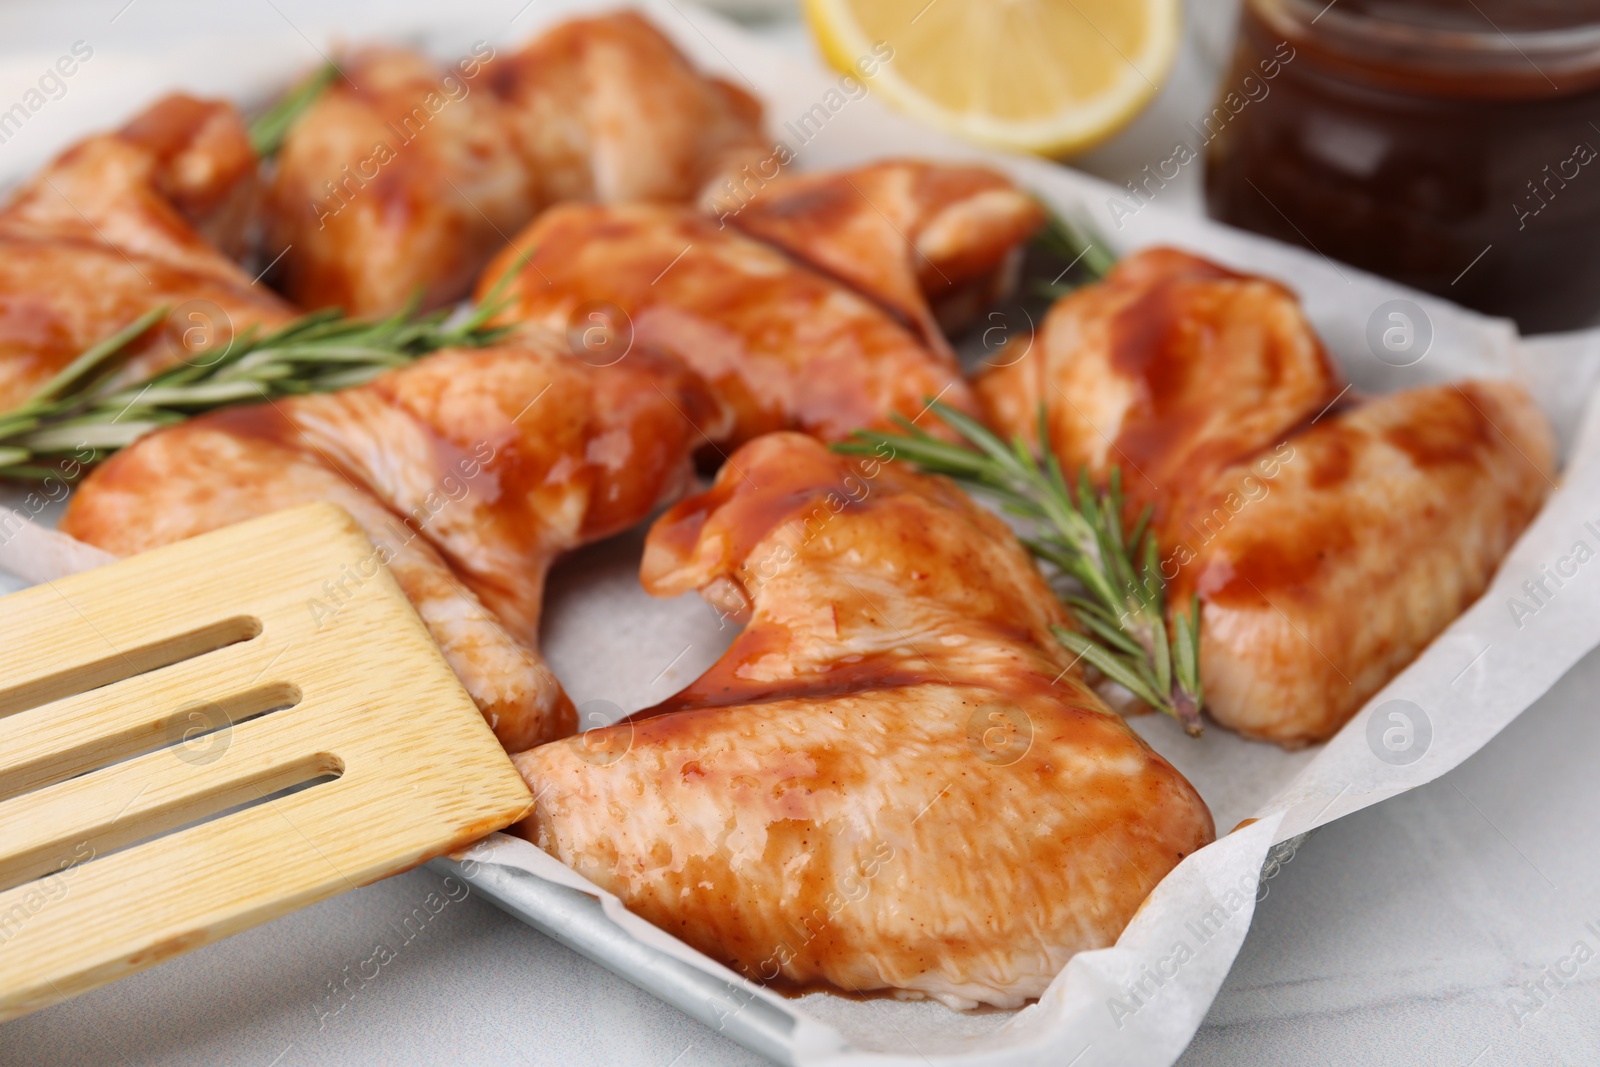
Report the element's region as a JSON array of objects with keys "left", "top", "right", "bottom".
[{"left": 4, "top": 2, "right": 1600, "bottom": 1064}]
